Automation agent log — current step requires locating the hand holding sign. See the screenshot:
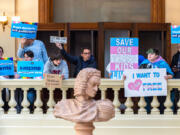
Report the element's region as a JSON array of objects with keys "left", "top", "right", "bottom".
[
  {"left": 50, "top": 36, "right": 67, "bottom": 44},
  {"left": 55, "top": 43, "right": 63, "bottom": 50}
]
